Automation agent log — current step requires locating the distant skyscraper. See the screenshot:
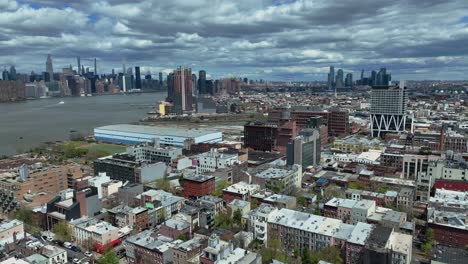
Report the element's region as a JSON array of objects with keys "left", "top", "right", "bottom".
[
  {"left": 371, "top": 70, "right": 377, "bottom": 86},
  {"left": 345, "top": 73, "right": 353, "bottom": 87},
  {"left": 135, "top": 66, "right": 141, "bottom": 89},
  {"left": 198, "top": 70, "right": 206, "bottom": 94},
  {"left": 327, "top": 66, "right": 335, "bottom": 90},
  {"left": 335, "top": 69, "right": 344, "bottom": 88},
  {"left": 81, "top": 65, "right": 85, "bottom": 75},
  {"left": 9, "top": 66, "right": 16, "bottom": 81},
  {"left": 77, "top": 56, "right": 81, "bottom": 75},
  {"left": 167, "top": 73, "right": 174, "bottom": 101},
  {"left": 370, "top": 82, "right": 409, "bottom": 138},
  {"left": 159, "top": 72, "right": 163, "bottom": 86},
  {"left": 2, "top": 69, "right": 9, "bottom": 81},
  {"left": 46, "top": 54, "right": 53, "bottom": 81},
  {"left": 376, "top": 68, "right": 391, "bottom": 86},
  {"left": 173, "top": 67, "right": 193, "bottom": 113},
  {"left": 94, "top": 58, "right": 97, "bottom": 75},
  {"left": 192, "top": 73, "right": 197, "bottom": 96}
]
